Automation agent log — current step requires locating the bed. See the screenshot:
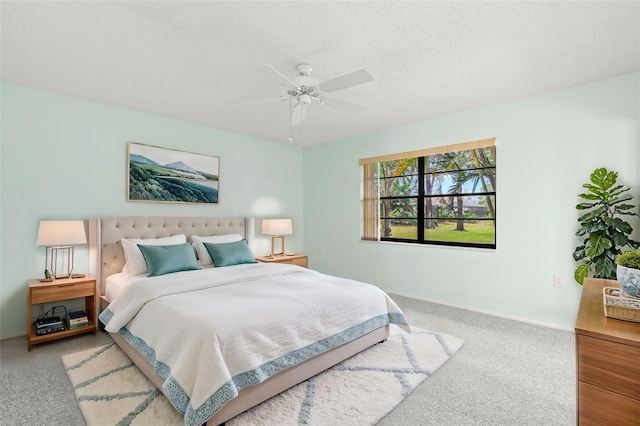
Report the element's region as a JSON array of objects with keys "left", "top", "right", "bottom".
[{"left": 88, "top": 216, "right": 409, "bottom": 426}]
